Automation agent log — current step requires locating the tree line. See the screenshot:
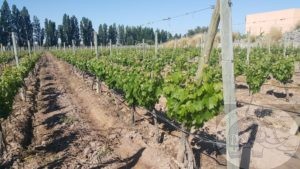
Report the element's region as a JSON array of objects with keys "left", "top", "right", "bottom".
[
  {"left": 186, "top": 26, "right": 208, "bottom": 37},
  {"left": 0, "top": 0, "right": 174, "bottom": 47}
]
